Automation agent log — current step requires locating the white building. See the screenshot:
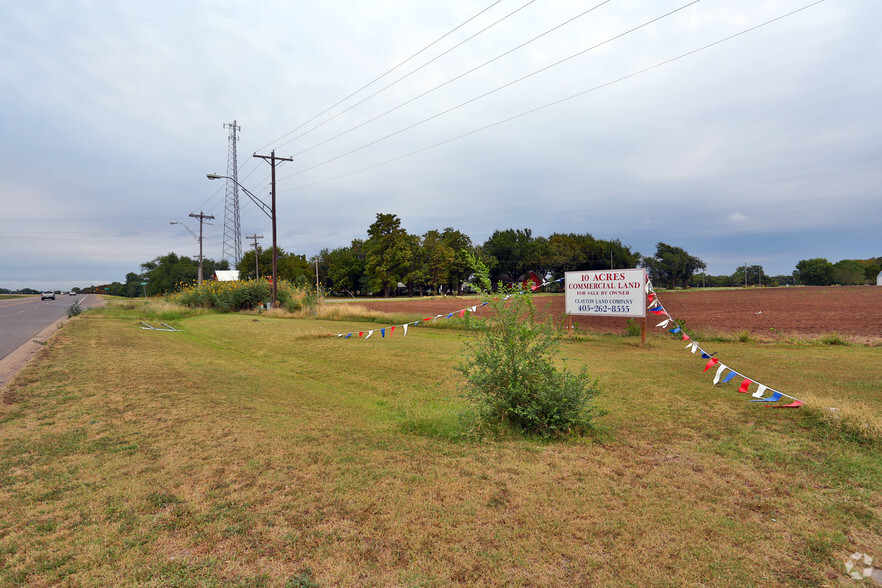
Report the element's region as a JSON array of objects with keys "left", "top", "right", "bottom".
[{"left": 214, "top": 270, "right": 240, "bottom": 282}]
